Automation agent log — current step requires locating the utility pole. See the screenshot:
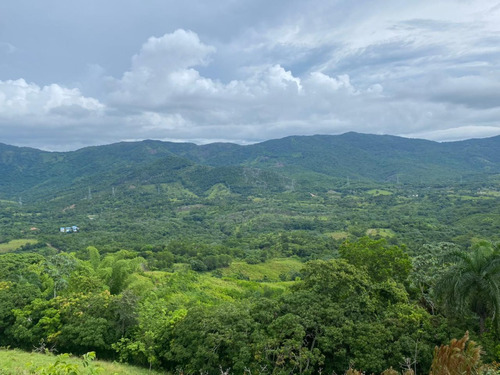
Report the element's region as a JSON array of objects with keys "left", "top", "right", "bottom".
[
  {"left": 112, "top": 187, "right": 115, "bottom": 197},
  {"left": 88, "top": 187, "right": 92, "bottom": 200}
]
